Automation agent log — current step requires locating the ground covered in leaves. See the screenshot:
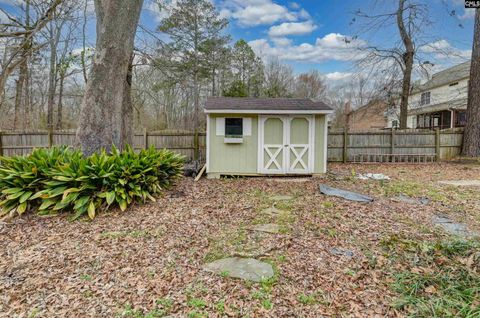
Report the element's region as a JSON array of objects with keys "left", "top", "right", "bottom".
[{"left": 1, "top": 162, "right": 479, "bottom": 317}]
